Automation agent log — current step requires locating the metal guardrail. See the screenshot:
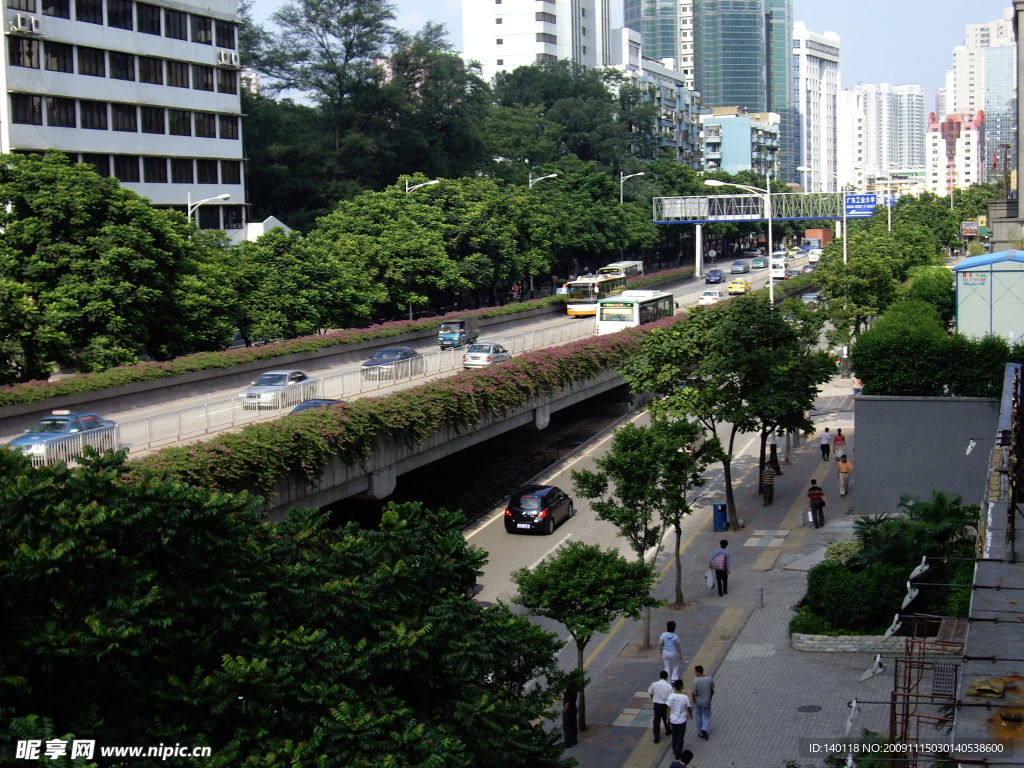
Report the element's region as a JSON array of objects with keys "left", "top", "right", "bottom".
[{"left": 25, "top": 318, "right": 597, "bottom": 465}]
